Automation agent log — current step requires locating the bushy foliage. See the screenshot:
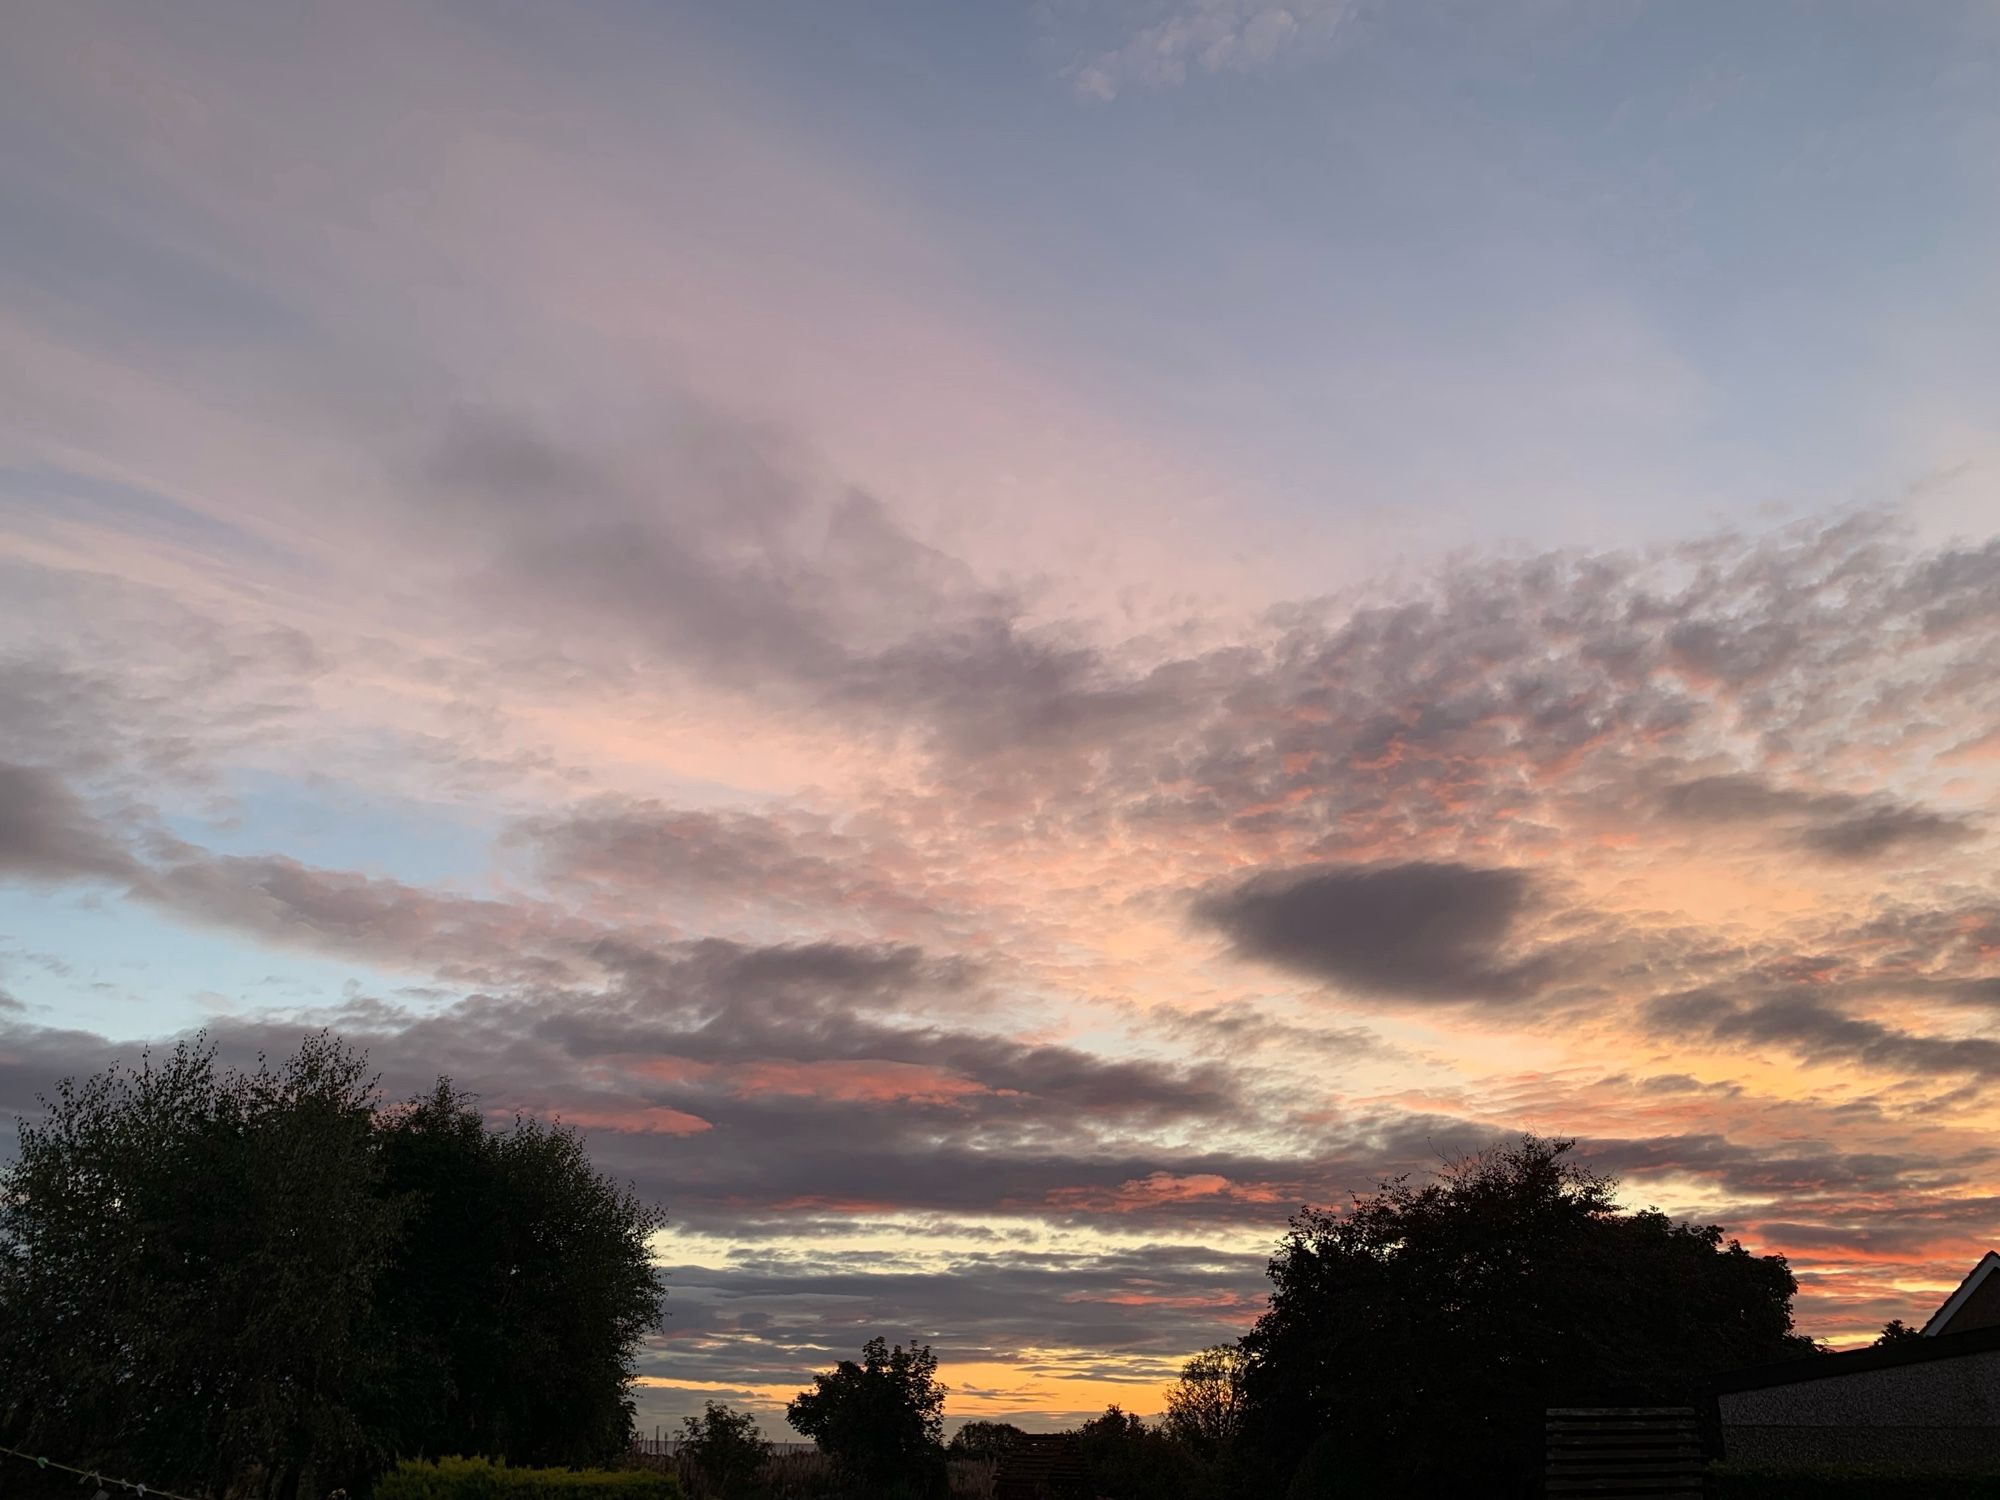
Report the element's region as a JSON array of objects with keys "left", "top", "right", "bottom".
[
  {"left": 375, "top": 1081, "right": 667, "bottom": 1466},
  {"left": 1874, "top": 1318, "right": 1922, "bottom": 1344},
  {"left": 0, "top": 1035, "right": 398, "bottom": 1498},
  {"left": 1240, "top": 1135, "right": 1815, "bottom": 1498},
  {"left": 376, "top": 1457, "right": 682, "bottom": 1500},
  {"left": 1162, "top": 1346, "right": 1246, "bottom": 1454},
  {"left": 944, "top": 1421, "right": 1024, "bottom": 1460},
  {"left": 0, "top": 1034, "right": 666, "bottom": 1498},
  {"left": 787, "top": 1338, "right": 946, "bottom": 1494},
  {"left": 1072, "top": 1407, "right": 1200, "bottom": 1500},
  {"left": 675, "top": 1403, "right": 771, "bottom": 1498}
]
